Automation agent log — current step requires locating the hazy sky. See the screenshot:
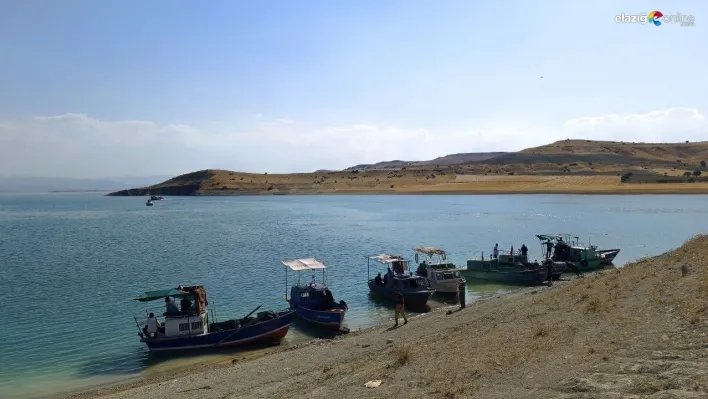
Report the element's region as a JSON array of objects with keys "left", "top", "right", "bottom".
[{"left": 1, "top": 0, "right": 706, "bottom": 178}]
